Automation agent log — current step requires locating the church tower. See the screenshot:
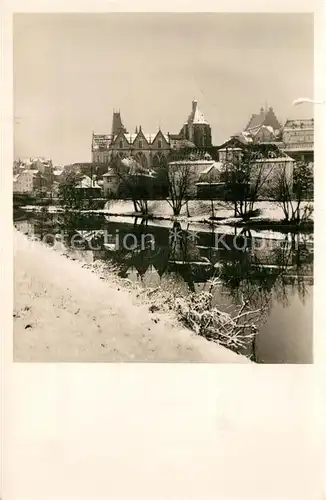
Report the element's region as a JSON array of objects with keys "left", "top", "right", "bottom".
[
  {"left": 111, "top": 110, "right": 128, "bottom": 137},
  {"left": 180, "top": 99, "right": 212, "bottom": 147}
]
